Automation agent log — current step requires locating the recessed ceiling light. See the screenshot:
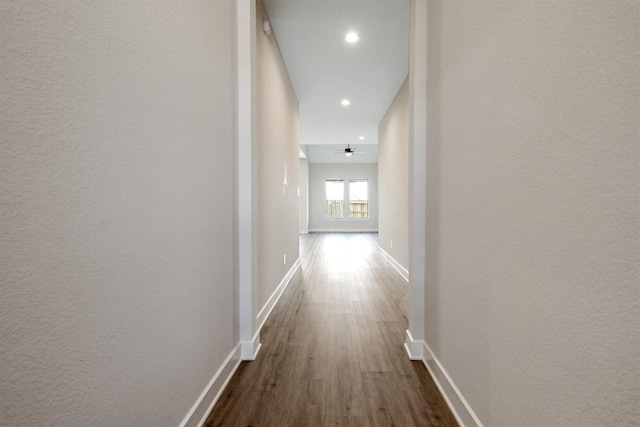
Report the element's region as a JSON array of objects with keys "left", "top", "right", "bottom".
[
  {"left": 345, "top": 32, "right": 359, "bottom": 43},
  {"left": 358, "top": 136, "right": 365, "bottom": 140},
  {"left": 341, "top": 99, "right": 350, "bottom": 106}
]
